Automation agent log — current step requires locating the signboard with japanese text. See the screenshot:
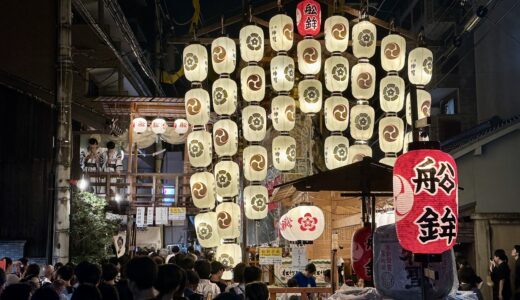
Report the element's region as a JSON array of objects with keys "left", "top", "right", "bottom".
[
  {"left": 296, "top": 0, "right": 321, "bottom": 36},
  {"left": 155, "top": 207, "right": 169, "bottom": 225},
  {"left": 373, "top": 224, "right": 456, "bottom": 300},
  {"left": 136, "top": 207, "right": 145, "bottom": 227},
  {"left": 147, "top": 207, "right": 154, "bottom": 225},
  {"left": 274, "top": 258, "right": 330, "bottom": 285},
  {"left": 259, "top": 247, "right": 283, "bottom": 265},
  {"left": 168, "top": 207, "right": 186, "bottom": 221},
  {"left": 291, "top": 245, "right": 308, "bottom": 268},
  {"left": 351, "top": 226, "right": 373, "bottom": 281},
  {"left": 393, "top": 149, "right": 458, "bottom": 254}
]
